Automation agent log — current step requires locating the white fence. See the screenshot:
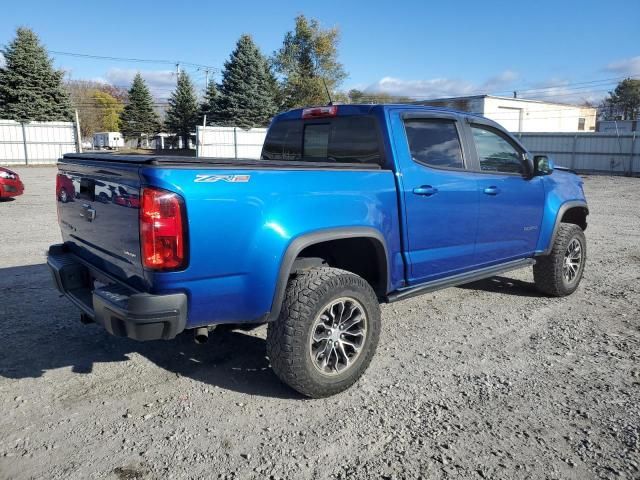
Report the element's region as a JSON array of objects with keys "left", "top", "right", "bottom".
[
  {"left": 0, "top": 120, "right": 78, "bottom": 165},
  {"left": 517, "top": 132, "right": 639, "bottom": 175},
  {"left": 196, "top": 126, "right": 267, "bottom": 159}
]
